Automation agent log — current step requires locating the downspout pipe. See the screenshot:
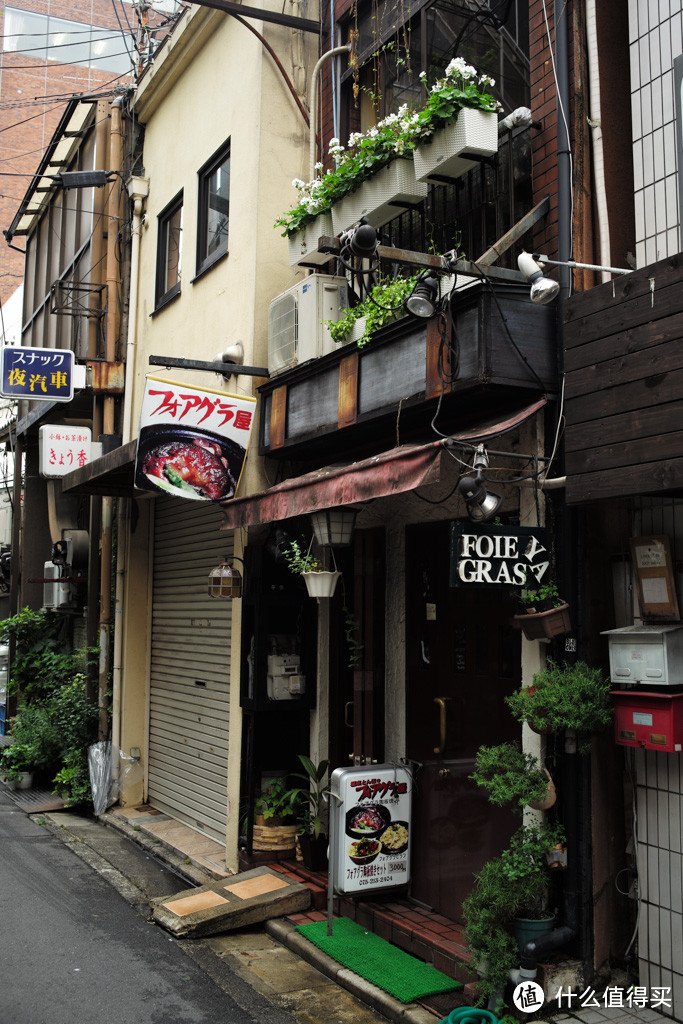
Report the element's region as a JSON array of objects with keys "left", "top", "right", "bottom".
[
  {"left": 309, "top": 45, "right": 351, "bottom": 181},
  {"left": 585, "top": 0, "right": 611, "bottom": 282},
  {"left": 121, "top": 177, "right": 149, "bottom": 445}
]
